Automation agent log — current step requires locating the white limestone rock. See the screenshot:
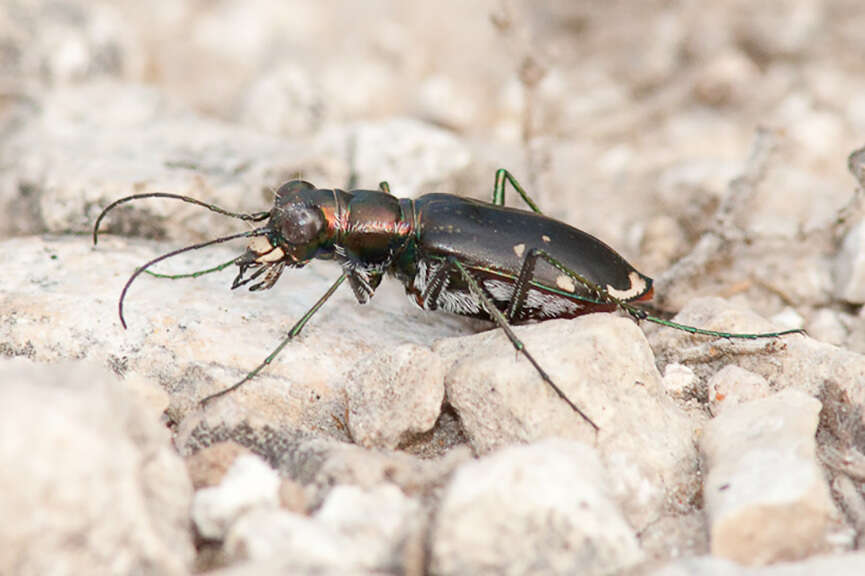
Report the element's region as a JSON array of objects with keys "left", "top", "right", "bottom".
[
  {"left": 345, "top": 343, "right": 446, "bottom": 450},
  {"left": 315, "top": 117, "right": 471, "bottom": 198},
  {"left": 430, "top": 439, "right": 643, "bottom": 576},
  {"left": 224, "top": 484, "right": 422, "bottom": 574},
  {"left": 192, "top": 454, "right": 281, "bottom": 541},
  {"left": 702, "top": 389, "right": 838, "bottom": 565},
  {"left": 0, "top": 359, "right": 194, "bottom": 576},
  {"left": 707, "top": 365, "right": 771, "bottom": 416}
]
